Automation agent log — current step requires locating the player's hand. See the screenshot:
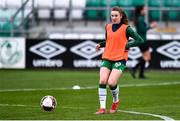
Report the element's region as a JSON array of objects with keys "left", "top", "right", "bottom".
[
  {"left": 125, "top": 45, "right": 129, "bottom": 52},
  {"left": 150, "top": 21, "right": 158, "bottom": 28},
  {"left": 125, "top": 49, "right": 129, "bottom": 52},
  {"left": 96, "top": 44, "right": 100, "bottom": 52}
]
